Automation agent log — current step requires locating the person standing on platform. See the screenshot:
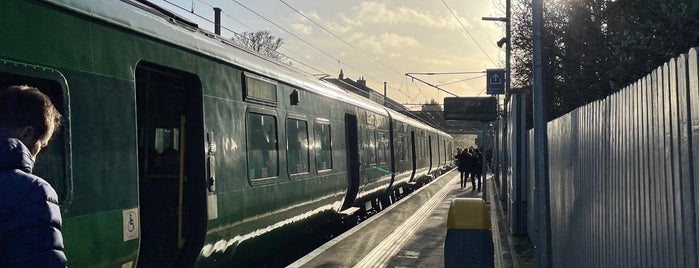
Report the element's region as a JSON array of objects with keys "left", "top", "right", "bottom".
[
  {"left": 455, "top": 148, "right": 469, "bottom": 188},
  {"left": 464, "top": 147, "right": 474, "bottom": 189},
  {"left": 0, "top": 85, "right": 66, "bottom": 267},
  {"left": 471, "top": 149, "right": 483, "bottom": 191},
  {"left": 453, "top": 147, "right": 462, "bottom": 165}
]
